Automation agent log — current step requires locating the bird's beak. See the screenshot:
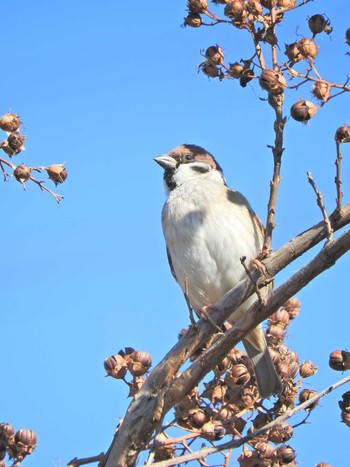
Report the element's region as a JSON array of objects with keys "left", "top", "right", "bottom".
[{"left": 153, "top": 154, "right": 177, "bottom": 170}]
